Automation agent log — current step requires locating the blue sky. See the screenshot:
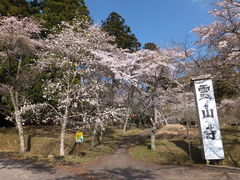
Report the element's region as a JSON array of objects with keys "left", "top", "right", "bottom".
[{"left": 85, "top": 0, "right": 215, "bottom": 47}]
